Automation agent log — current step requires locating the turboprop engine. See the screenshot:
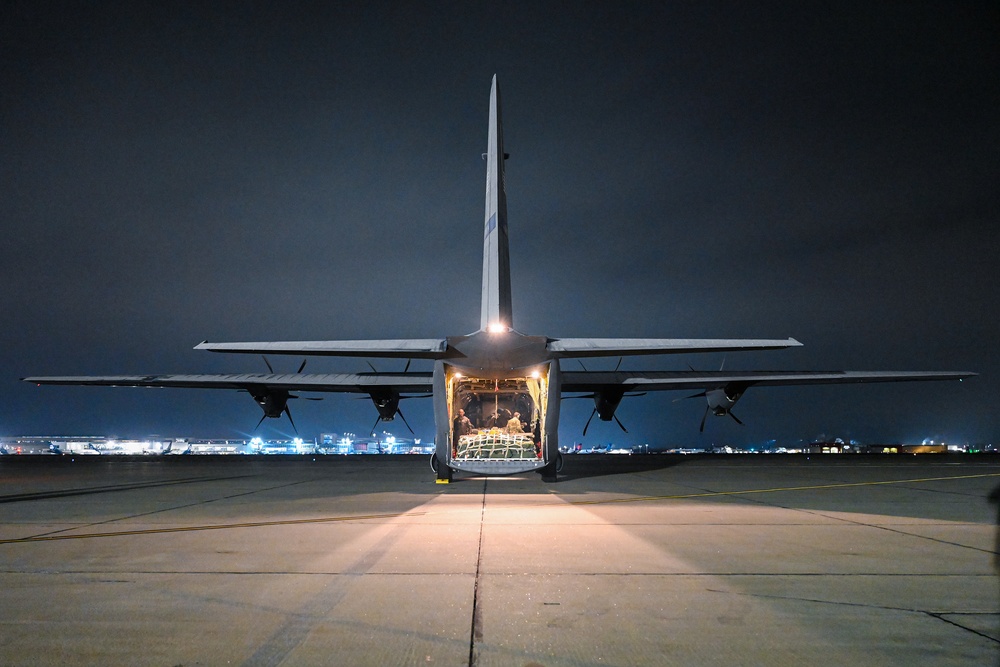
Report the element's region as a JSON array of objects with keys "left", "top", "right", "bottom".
[
  {"left": 700, "top": 383, "right": 748, "bottom": 431},
  {"left": 367, "top": 388, "right": 425, "bottom": 434},
  {"left": 575, "top": 387, "right": 645, "bottom": 435},
  {"left": 244, "top": 357, "right": 319, "bottom": 434},
  {"left": 248, "top": 387, "right": 295, "bottom": 430}
]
